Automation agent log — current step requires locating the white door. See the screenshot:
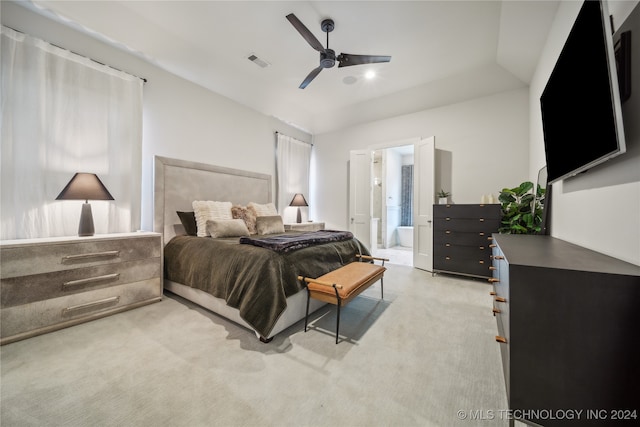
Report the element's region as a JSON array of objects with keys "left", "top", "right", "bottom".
[
  {"left": 349, "top": 149, "right": 372, "bottom": 250},
  {"left": 413, "top": 136, "right": 435, "bottom": 271}
]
